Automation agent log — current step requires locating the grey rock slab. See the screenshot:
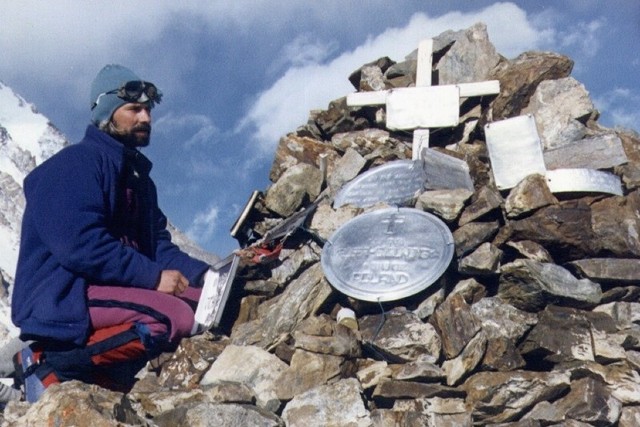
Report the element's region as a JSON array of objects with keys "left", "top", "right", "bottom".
[
  {"left": 462, "top": 370, "right": 570, "bottom": 424},
  {"left": 281, "top": 378, "right": 372, "bottom": 427},
  {"left": 497, "top": 259, "right": 602, "bottom": 311},
  {"left": 360, "top": 307, "right": 441, "bottom": 362},
  {"left": 458, "top": 185, "right": 503, "bottom": 226},
  {"left": 471, "top": 297, "right": 538, "bottom": 341},
  {"left": 431, "top": 293, "right": 482, "bottom": 359},
  {"left": 201, "top": 345, "right": 288, "bottom": 411},
  {"left": 415, "top": 188, "right": 473, "bottom": 223},
  {"left": 523, "top": 76, "right": 595, "bottom": 150},
  {"left": 504, "top": 173, "right": 558, "bottom": 219},
  {"left": 458, "top": 242, "right": 503, "bottom": 276},
  {"left": 544, "top": 132, "right": 628, "bottom": 170},
  {"left": 265, "top": 163, "right": 323, "bottom": 217},
  {"left": 567, "top": 258, "right": 640, "bottom": 285},
  {"left": 230, "top": 263, "right": 333, "bottom": 350}
]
